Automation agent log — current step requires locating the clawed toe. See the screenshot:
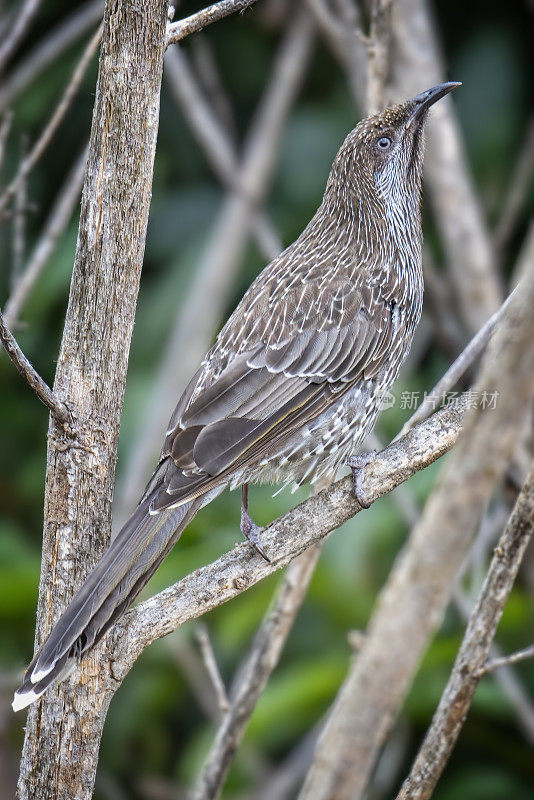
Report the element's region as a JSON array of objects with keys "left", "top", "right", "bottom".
[
  {"left": 347, "top": 450, "right": 377, "bottom": 510},
  {"left": 240, "top": 485, "right": 271, "bottom": 562}
]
